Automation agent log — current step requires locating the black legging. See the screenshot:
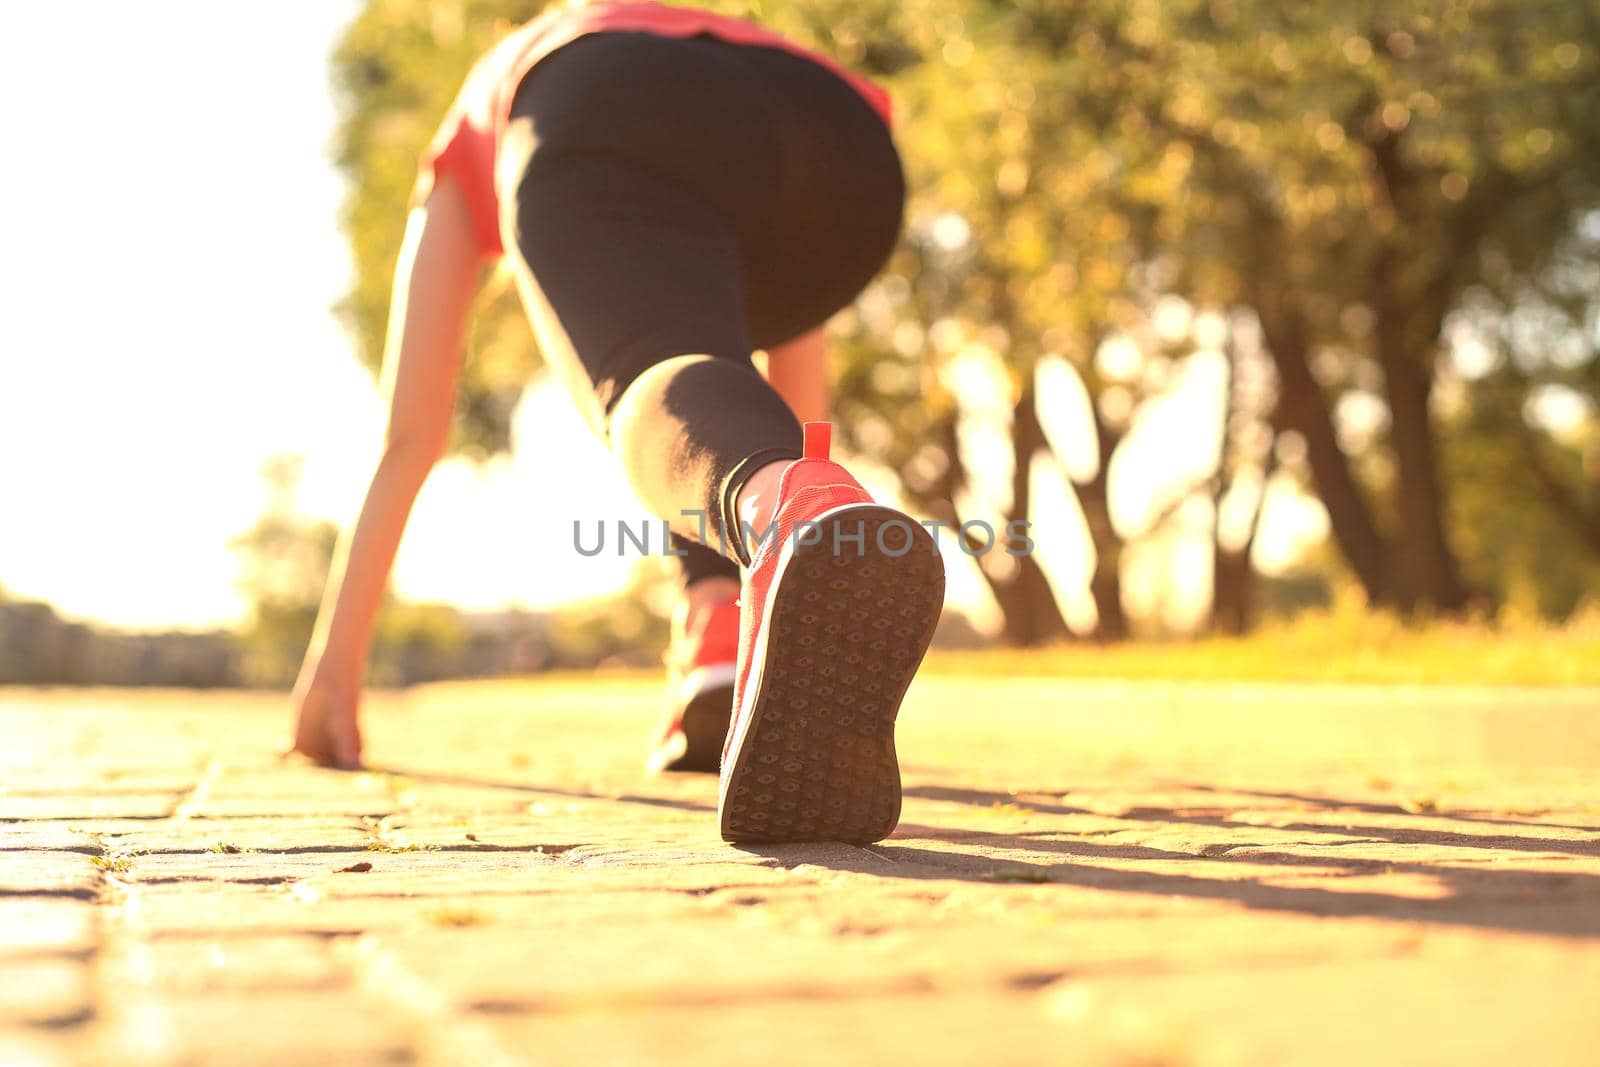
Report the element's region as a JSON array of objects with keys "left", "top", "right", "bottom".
[{"left": 498, "top": 31, "right": 905, "bottom": 575}]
